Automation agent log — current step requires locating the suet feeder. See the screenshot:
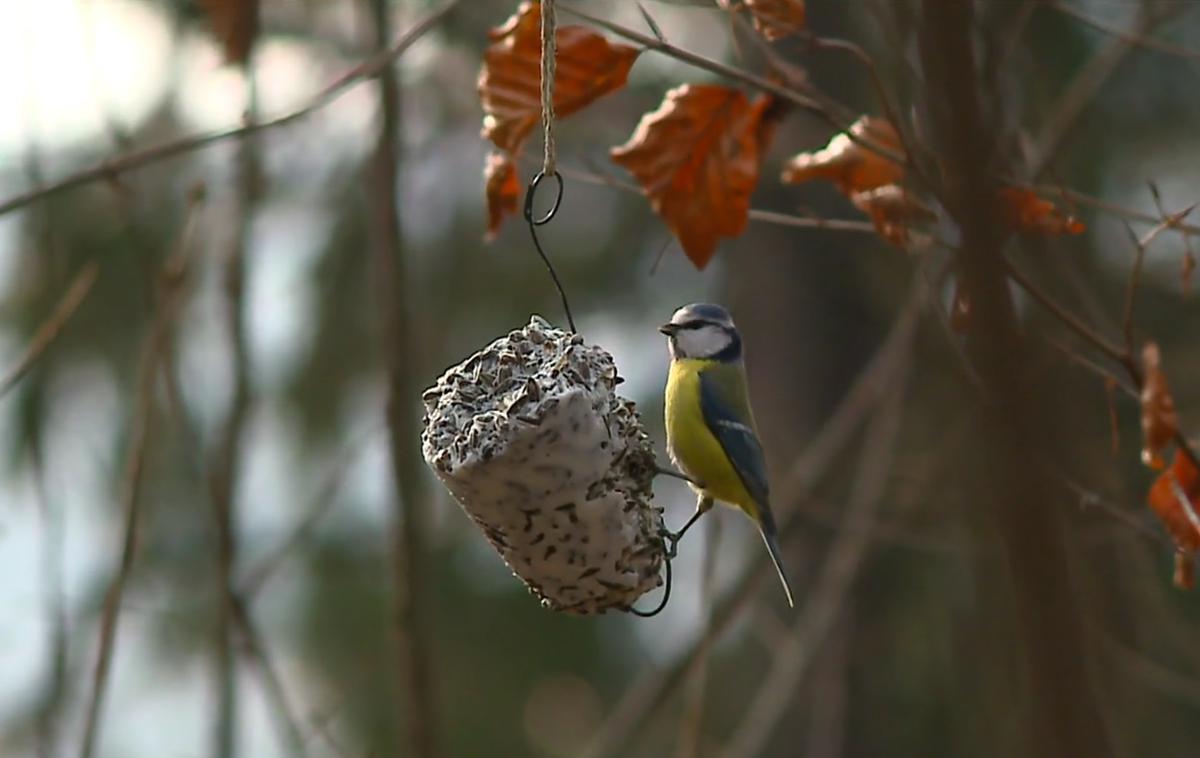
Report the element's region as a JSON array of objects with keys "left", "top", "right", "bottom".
[{"left": 421, "top": 316, "right": 667, "bottom": 614}]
